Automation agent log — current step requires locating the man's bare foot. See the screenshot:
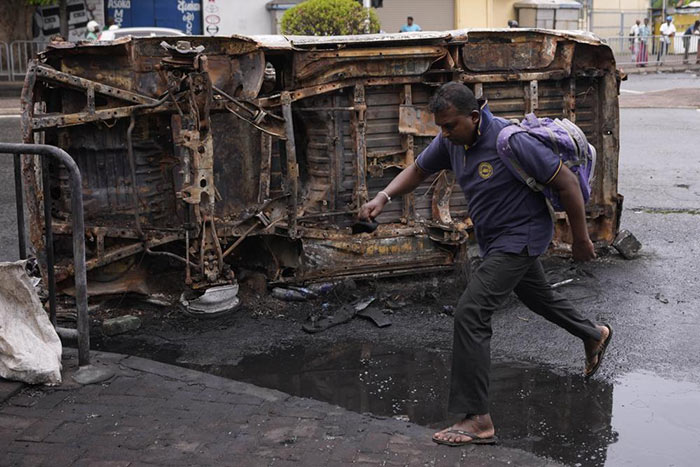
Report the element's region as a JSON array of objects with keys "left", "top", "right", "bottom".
[
  {"left": 432, "top": 413, "right": 495, "bottom": 445},
  {"left": 584, "top": 324, "right": 611, "bottom": 375}
]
